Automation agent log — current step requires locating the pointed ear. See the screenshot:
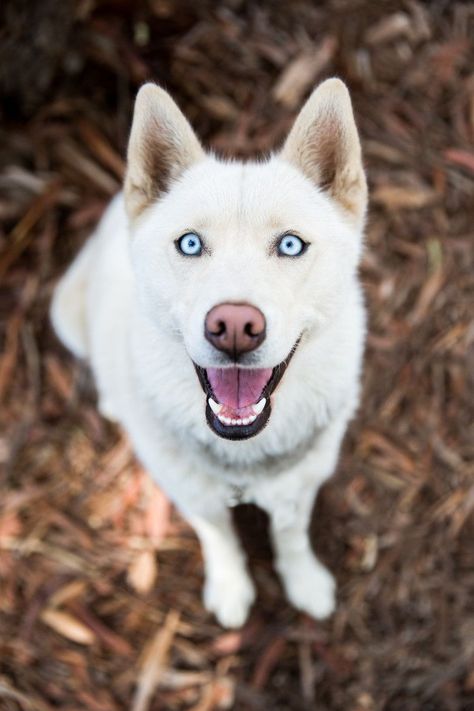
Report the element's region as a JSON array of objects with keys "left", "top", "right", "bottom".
[
  {"left": 280, "top": 78, "right": 367, "bottom": 228},
  {"left": 124, "top": 84, "right": 204, "bottom": 220}
]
